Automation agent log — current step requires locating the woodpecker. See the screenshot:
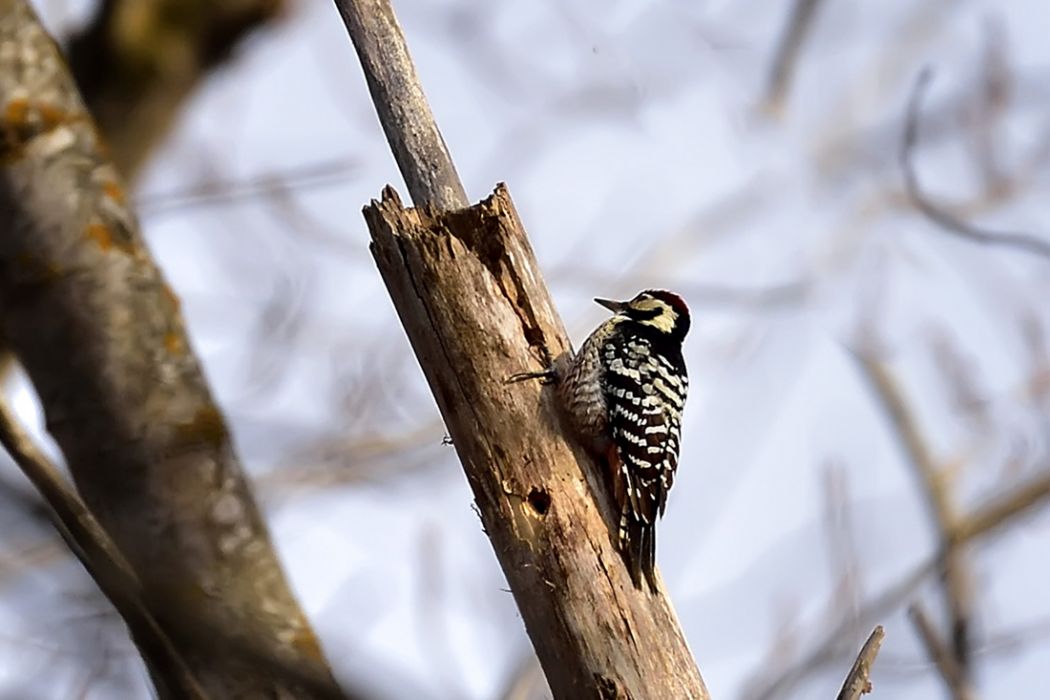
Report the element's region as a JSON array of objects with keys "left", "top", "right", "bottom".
[{"left": 511, "top": 290, "right": 690, "bottom": 589}]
